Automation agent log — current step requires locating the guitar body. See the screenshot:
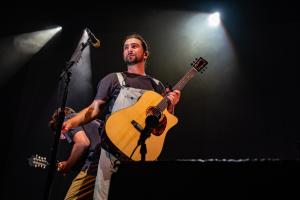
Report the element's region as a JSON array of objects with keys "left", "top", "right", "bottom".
[{"left": 105, "top": 90, "right": 178, "bottom": 161}]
